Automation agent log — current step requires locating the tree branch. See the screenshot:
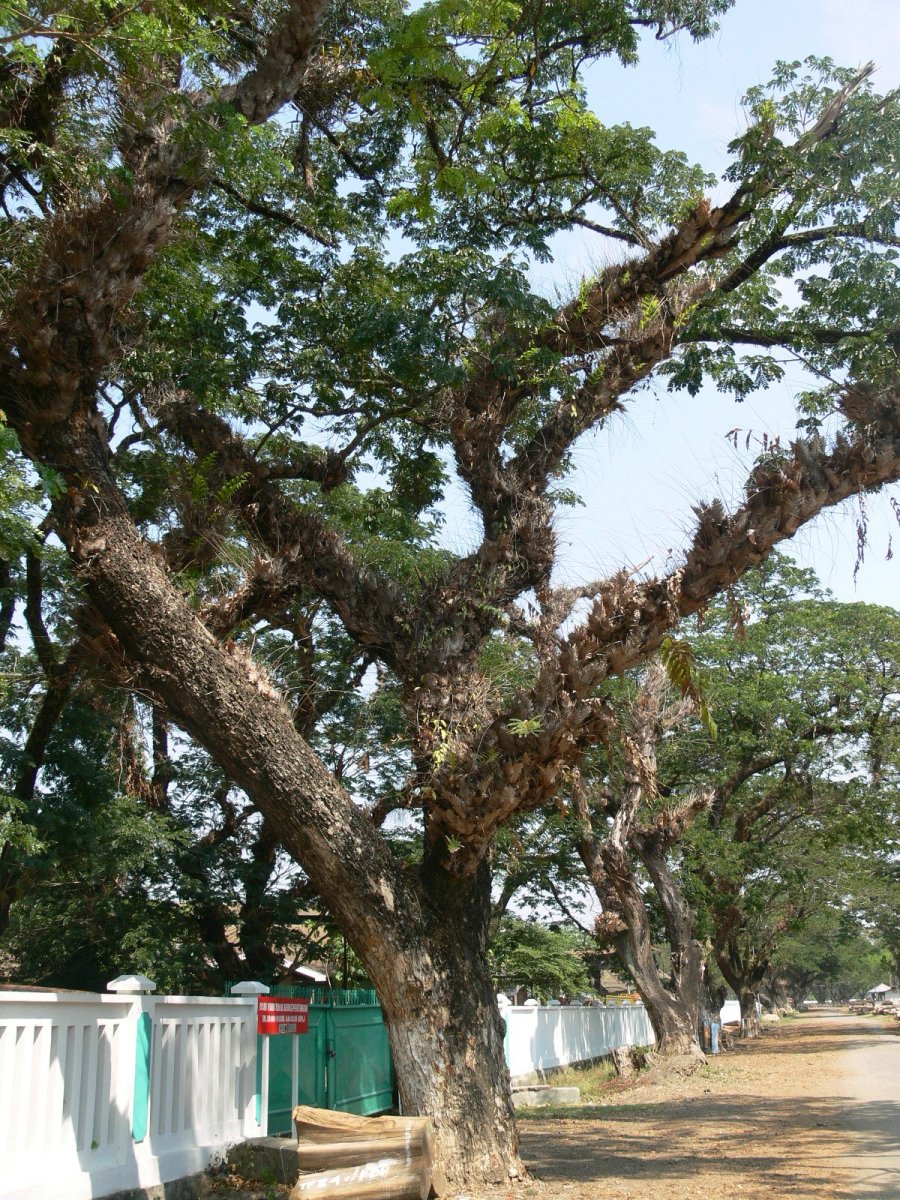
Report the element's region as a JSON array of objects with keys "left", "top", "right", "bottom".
[
  {"left": 680, "top": 324, "right": 896, "bottom": 348},
  {"left": 24, "top": 548, "right": 57, "bottom": 675},
  {"left": 224, "top": 0, "right": 331, "bottom": 125},
  {"left": 159, "top": 398, "right": 413, "bottom": 669},
  {"left": 211, "top": 177, "right": 336, "bottom": 247},
  {"left": 568, "top": 381, "right": 900, "bottom": 680},
  {"left": 488, "top": 65, "right": 877, "bottom": 487}
]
